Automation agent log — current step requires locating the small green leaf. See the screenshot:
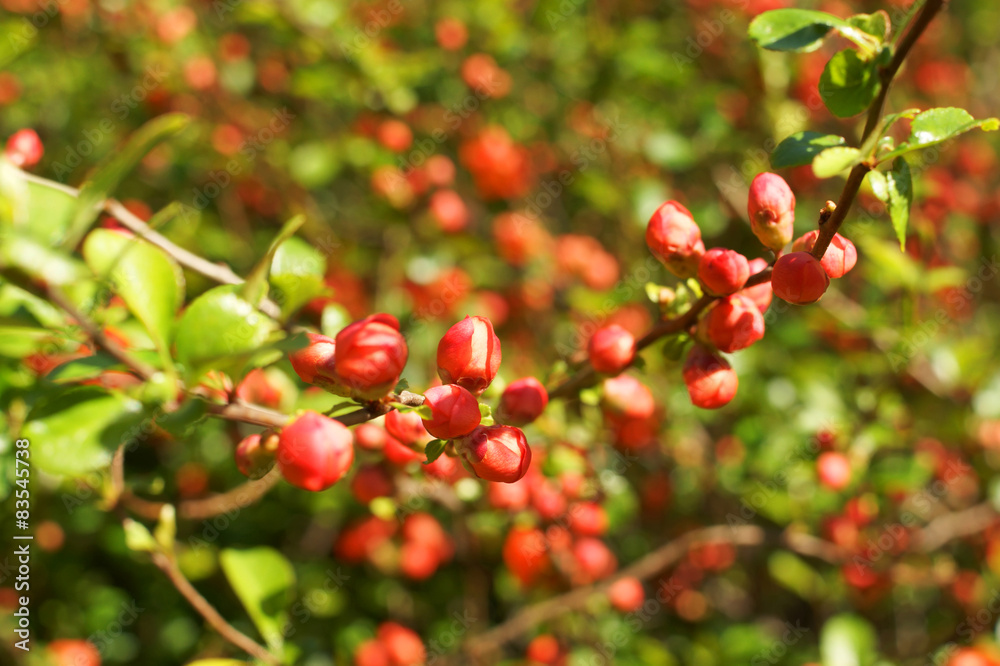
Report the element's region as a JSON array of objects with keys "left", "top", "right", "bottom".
[
  {"left": 393, "top": 377, "right": 410, "bottom": 393},
  {"left": 219, "top": 547, "right": 295, "bottom": 652},
  {"left": 771, "top": 132, "right": 847, "bottom": 169},
  {"left": 880, "top": 107, "right": 1000, "bottom": 162},
  {"left": 47, "top": 351, "right": 162, "bottom": 383},
  {"left": 423, "top": 439, "right": 446, "bottom": 464},
  {"left": 871, "top": 160, "right": 912, "bottom": 251},
  {"left": 269, "top": 235, "right": 327, "bottom": 318},
  {"left": 820, "top": 613, "right": 878, "bottom": 666},
  {"left": 153, "top": 505, "right": 177, "bottom": 555},
  {"left": 123, "top": 519, "right": 158, "bottom": 553},
  {"left": 65, "top": 114, "right": 190, "bottom": 247},
  {"left": 748, "top": 9, "right": 840, "bottom": 52},
  {"left": 748, "top": 9, "right": 879, "bottom": 54},
  {"left": 846, "top": 11, "right": 890, "bottom": 42},
  {"left": 241, "top": 215, "right": 305, "bottom": 307},
  {"left": 0, "top": 234, "right": 89, "bottom": 285},
  {"left": 23, "top": 179, "right": 76, "bottom": 245},
  {"left": 812, "top": 147, "right": 864, "bottom": 179},
  {"left": 478, "top": 402, "right": 494, "bottom": 426},
  {"left": 819, "top": 49, "right": 881, "bottom": 118},
  {"left": 83, "top": 228, "right": 185, "bottom": 356},
  {"left": 22, "top": 387, "right": 147, "bottom": 476},
  {"left": 174, "top": 285, "right": 282, "bottom": 380}
]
